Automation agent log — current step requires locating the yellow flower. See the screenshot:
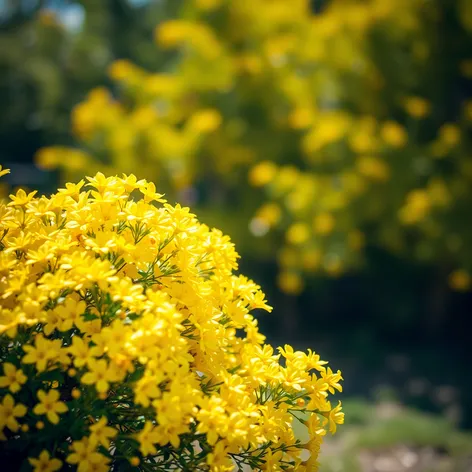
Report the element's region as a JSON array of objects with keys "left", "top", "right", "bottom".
[
  {"left": 0, "top": 394, "right": 27, "bottom": 432},
  {"left": 137, "top": 421, "right": 160, "bottom": 456},
  {"left": 196, "top": 396, "right": 228, "bottom": 445},
  {"left": 67, "top": 336, "right": 93, "bottom": 368},
  {"left": 399, "top": 189, "right": 431, "bottom": 224},
  {"left": 156, "top": 20, "right": 192, "bottom": 47},
  {"left": 255, "top": 203, "right": 282, "bottom": 227},
  {"left": 277, "top": 271, "right": 304, "bottom": 295},
  {"left": 66, "top": 437, "right": 108, "bottom": 471},
  {"left": 134, "top": 373, "right": 162, "bottom": 407},
  {"left": 57, "top": 179, "right": 85, "bottom": 199},
  {"left": 22, "top": 334, "right": 57, "bottom": 372},
  {"left": 188, "top": 109, "right": 222, "bottom": 133},
  {"left": 403, "top": 96, "right": 431, "bottom": 118},
  {"left": 81, "top": 359, "right": 115, "bottom": 393},
  {"left": 8, "top": 189, "right": 38, "bottom": 207},
  {"left": 0, "top": 363, "right": 27, "bottom": 393},
  {"left": 381, "top": 121, "right": 407, "bottom": 147},
  {"left": 438, "top": 123, "right": 460, "bottom": 147},
  {"left": 304, "top": 111, "right": 351, "bottom": 153},
  {"left": 305, "top": 413, "right": 326, "bottom": 437},
  {"left": 427, "top": 178, "right": 450, "bottom": 207},
  {"left": 320, "top": 367, "right": 343, "bottom": 394},
  {"left": 29, "top": 450, "right": 62, "bottom": 472},
  {"left": 108, "top": 59, "right": 137, "bottom": 81},
  {"left": 449, "top": 270, "right": 470, "bottom": 292},
  {"left": 89, "top": 416, "right": 117, "bottom": 448},
  {"left": 54, "top": 298, "right": 87, "bottom": 331},
  {"left": 356, "top": 155, "right": 390, "bottom": 182},
  {"left": 302, "top": 434, "right": 323, "bottom": 471},
  {"left": 206, "top": 442, "right": 233, "bottom": 471},
  {"left": 288, "top": 107, "right": 315, "bottom": 129},
  {"left": 138, "top": 181, "right": 166, "bottom": 204},
  {"left": 302, "top": 249, "right": 322, "bottom": 272},
  {"left": 313, "top": 213, "right": 335, "bottom": 235},
  {"left": 0, "top": 166, "right": 10, "bottom": 178},
  {"left": 324, "top": 401, "right": 345, "bottom": 434},
  {"left": 262, "top": 449, "right": 284, "bottom": 471},
  {"left": 35, "top": 148, "right": 60, "bottom": 170},
  {"left": 249, "top": 161, "right": 278, "bottom": 187},
  {"left": 286, "top": 222, "right": 311, "bottom": 245},
  {"left": 33, "top": 389, "right": 68, "bottom": 424}
]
